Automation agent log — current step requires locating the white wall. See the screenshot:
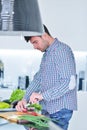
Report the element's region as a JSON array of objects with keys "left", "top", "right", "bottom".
[
  {"left": 68, "top": 91, "right": 87, "bottom": 130},
  {"left": 38, "top": 0, "right": 87, "bottom": 51},
  {"left": 0, "top": 50, "right": 43, "bottom": 88},
  {"left": 0, "top": 36, "right": 33, "bottom": 50}
]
